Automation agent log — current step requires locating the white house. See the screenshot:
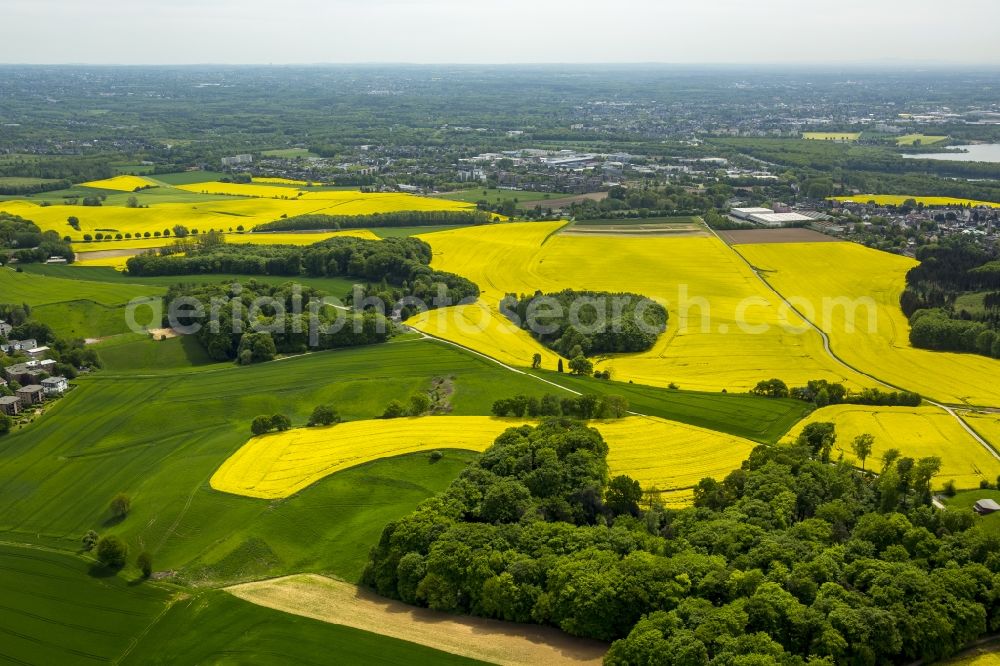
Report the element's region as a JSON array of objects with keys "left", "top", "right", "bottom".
[{"left": 41, "top": 376, "right": 68, "bottom": 397}]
